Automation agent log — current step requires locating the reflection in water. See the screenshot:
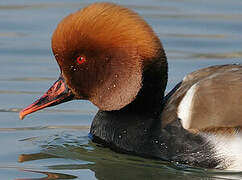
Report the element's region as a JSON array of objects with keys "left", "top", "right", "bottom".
[
  {"left": 16, "top": 169, "right": 76, "bottom": 180},
  {"left": 17, "top": 134, "right": 242, "bottom": 180},
  {"left": 19, "top": 153, "right": 58, "bottom": 163}
]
